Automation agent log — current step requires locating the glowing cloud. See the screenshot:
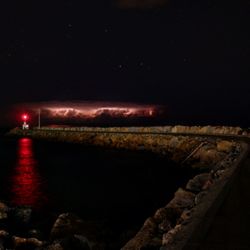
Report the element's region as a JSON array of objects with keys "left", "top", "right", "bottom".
[{"left": 21, "top": 101, "right": 165, "bottom": 121}]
